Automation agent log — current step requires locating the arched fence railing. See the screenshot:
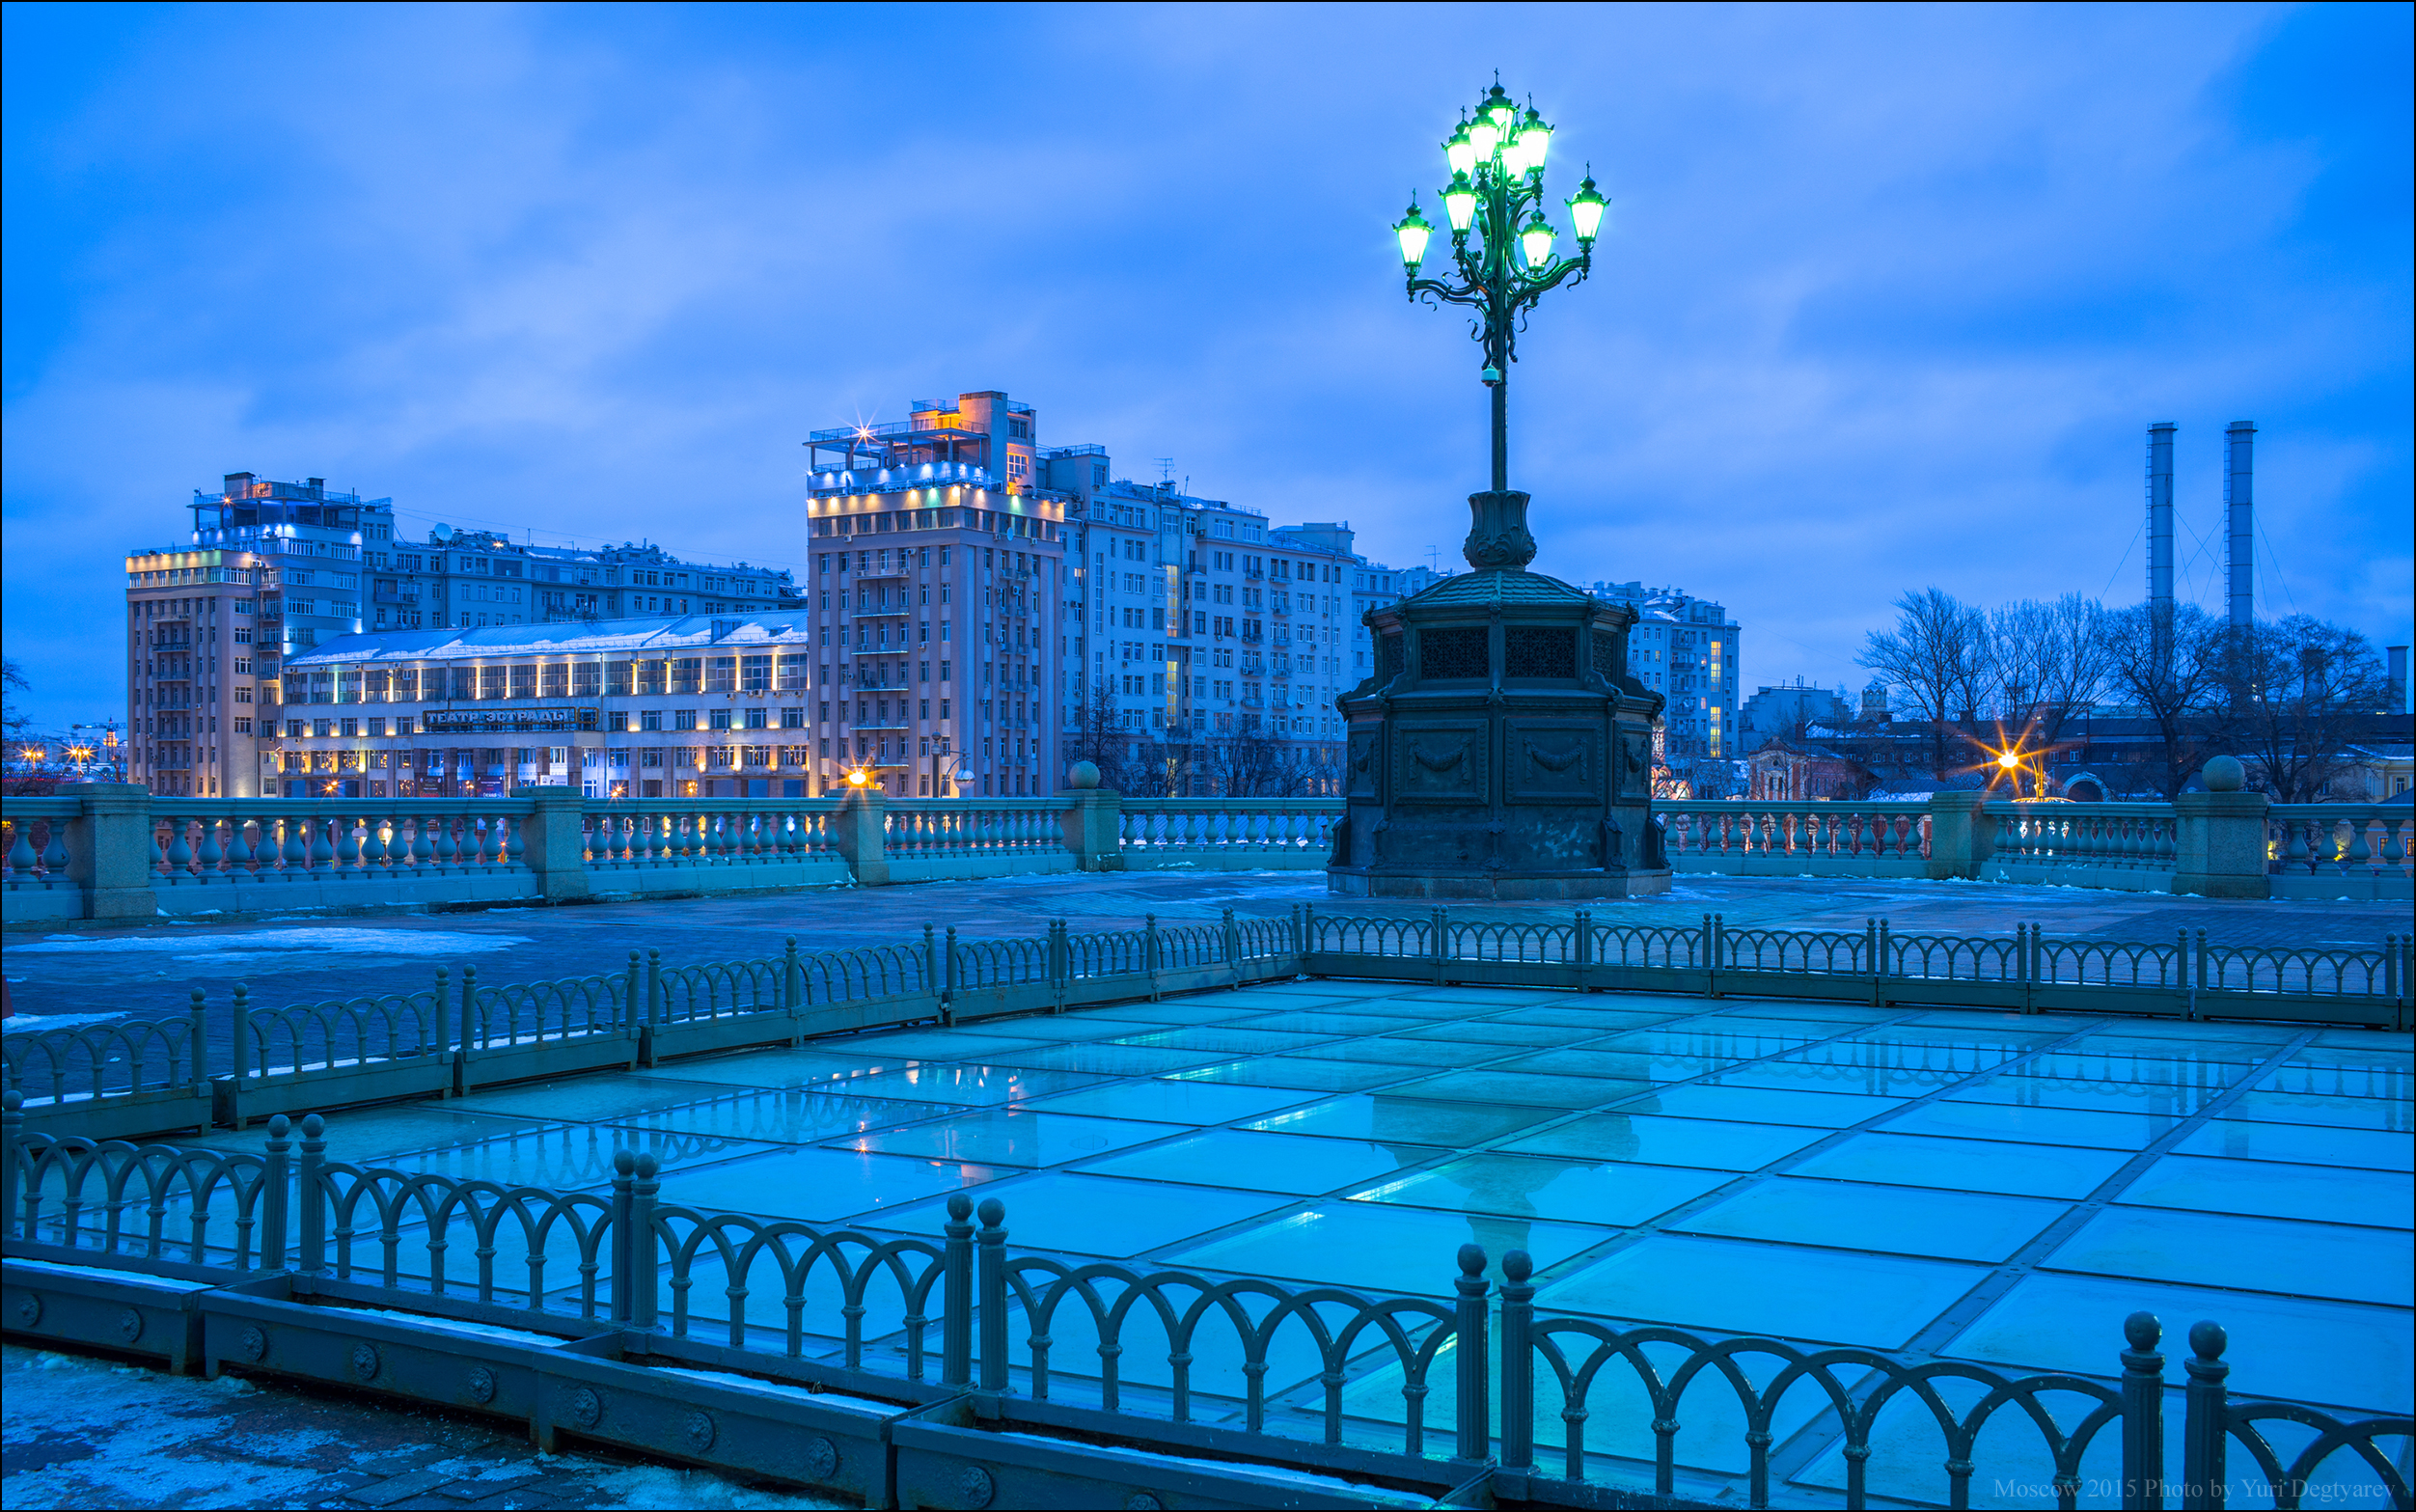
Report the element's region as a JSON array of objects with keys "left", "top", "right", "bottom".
[
  {"left": 7, "top": 1104, "right": 2406, "bottom": 1510},
  {"left": 9, "top": 911, "right": 2408, "bottom": 1143}
]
